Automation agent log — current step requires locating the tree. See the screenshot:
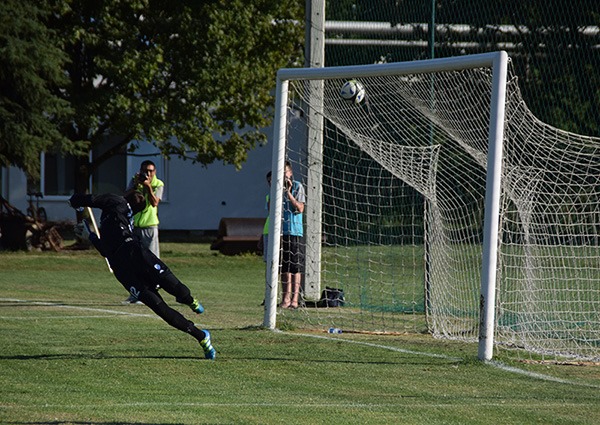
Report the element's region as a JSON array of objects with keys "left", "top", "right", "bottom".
[
  {"left": 4, "top": 0, "right": 304, "bottom": 192},
  {"left": 0, "top": 0, "right": 86, "bottom": 180}
]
